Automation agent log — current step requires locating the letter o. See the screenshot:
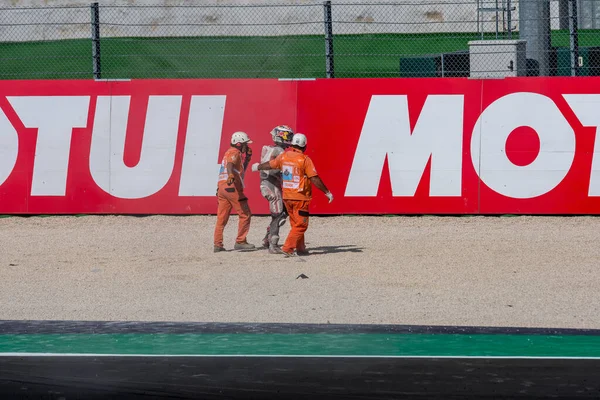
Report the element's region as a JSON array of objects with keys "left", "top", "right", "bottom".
[{"left": 471, "top": 92, "right": 575, "bottom": 199}]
